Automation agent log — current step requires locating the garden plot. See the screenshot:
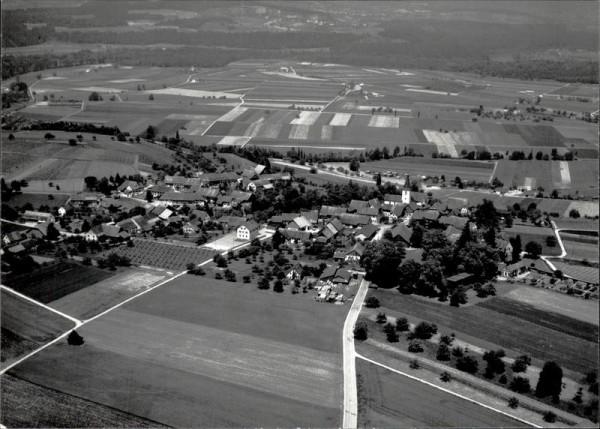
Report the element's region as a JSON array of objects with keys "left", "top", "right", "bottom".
[
  {"left": 422, "top": 130, "right": 459, "bottom": 158},
  {"left": 217, "top": 106, "right": 248, "bottom": 122},
  {"left": 329, "top": 113, "right": 352, "bottom": 126},
  {"left": 368, "top": 116, "right": 400, "bottom": 128},
  {"left": 146, "top": 88, "right": 241, "bottom": 99},
  {"left": 288, "top": 124, "right": 311, "bottom": 140},
  {"left": 321, "top": 125, "right": 333, "bottom": 140},
  {"left": 550, "top": 261, "right": 599, "bottom": 285},
  {"left": 217, "top": 136, "right": 251, "bottom": 147}
]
